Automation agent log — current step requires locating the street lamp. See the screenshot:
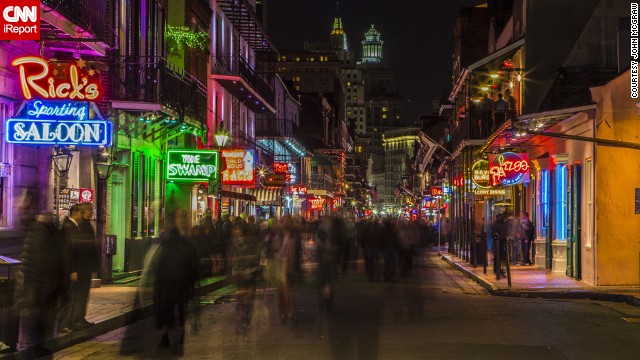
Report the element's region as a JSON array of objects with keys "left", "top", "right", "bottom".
[
  {"left": 95, "top": 146, "right": 115, "bottom": 180},
  {"left": 214, "top": 123, "right": 230, "bottom": 222},
  {"left": 51, "top": 146, "right": 73, "bottom": 226},
  {"left": 52, "top": 145, "right": 73, "bottom": 177}
]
